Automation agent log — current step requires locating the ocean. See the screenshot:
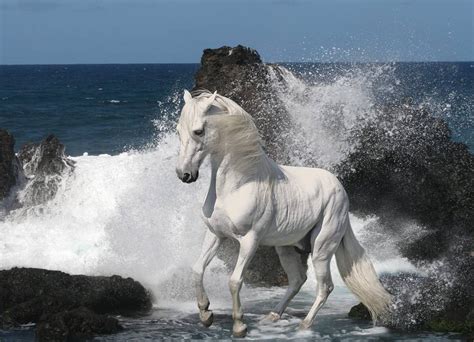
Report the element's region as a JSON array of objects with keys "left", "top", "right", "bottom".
[
  {"left": 0, "top": 62, "right": 472, "bottom": 341},
  {"left": 1, "top": 62, "right": 472, "bottom": 155}
]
